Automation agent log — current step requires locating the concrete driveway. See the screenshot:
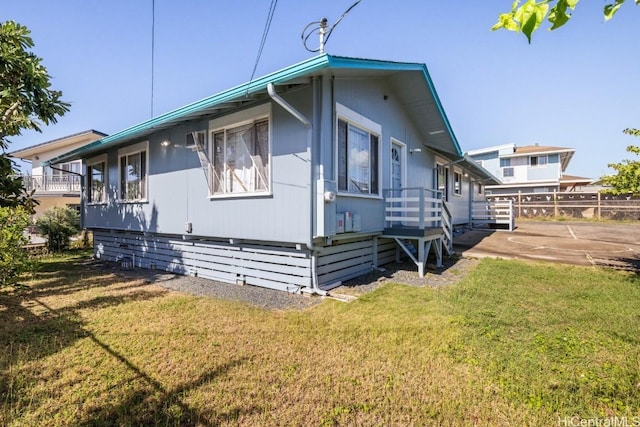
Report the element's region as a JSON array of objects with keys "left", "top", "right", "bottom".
[{"left": 454, "top": 221, "right": 640, "bottom": 272}]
